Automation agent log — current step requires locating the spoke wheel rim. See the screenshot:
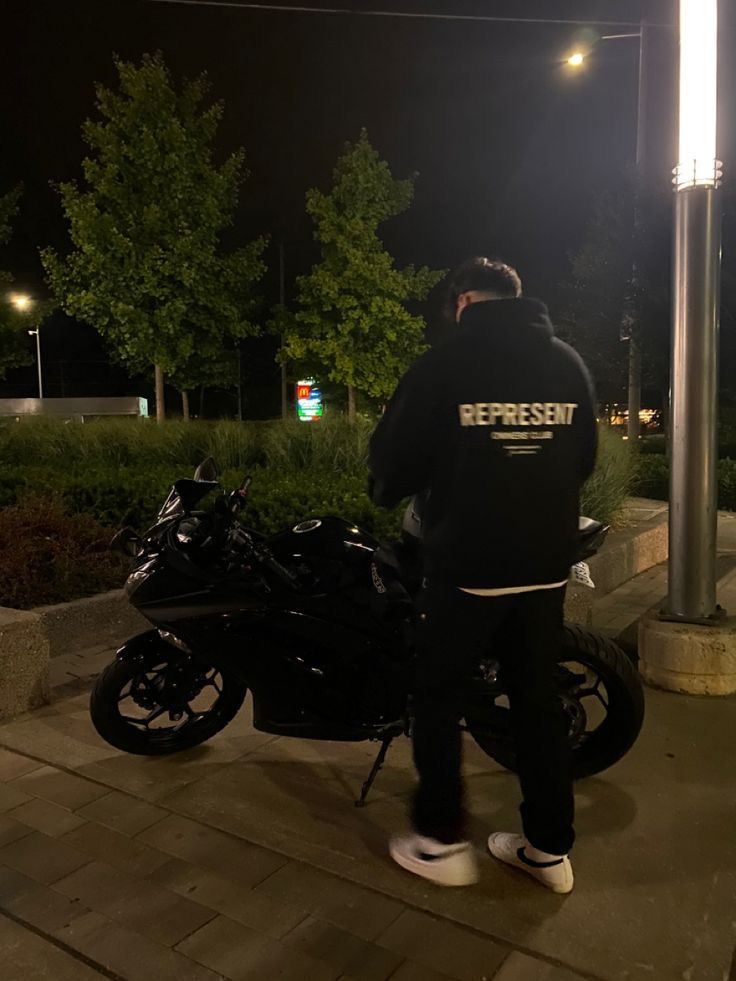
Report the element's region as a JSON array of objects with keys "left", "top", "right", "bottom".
[{"left": 116, "top": 657, "right": 227, "bottom": 741}]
